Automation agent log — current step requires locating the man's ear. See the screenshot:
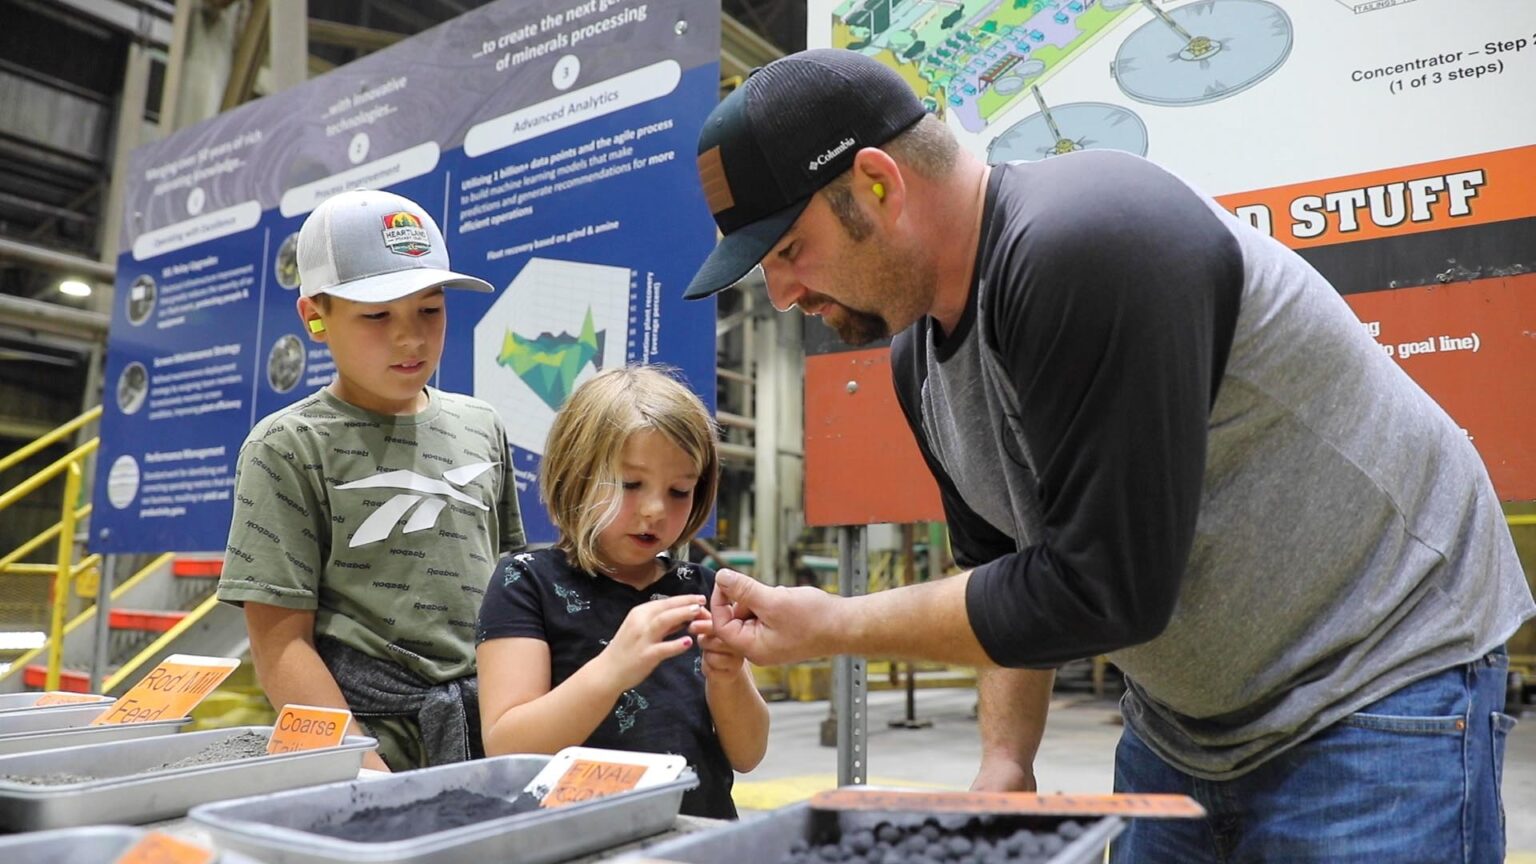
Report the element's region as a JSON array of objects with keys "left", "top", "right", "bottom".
[
  {"left": 296, "top": 296, "right": 327, "bottom": 342},
  {"left": 851, "top": 147, "right": 902, "bottom": 222}
]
